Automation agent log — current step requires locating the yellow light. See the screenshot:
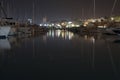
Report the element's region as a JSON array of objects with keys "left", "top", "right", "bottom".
[
  {"left": 98, "top": 19, "right": 101, "bottom": 22},
  {"left": 61, "top": 23, "right": 65, "bottom": 26},
  {"left": 84, "top": 21, "right": 89, "bottom": 27},
  {"left": 92, "top": 19, "right": 96, "bottom": 23},
  {"left": 62, "top": 32, "right": 65, "bottom": 38},
  {"left": 56, "top": 30, "right": 61, "bottom": 37},
  {"left": 68, "top": 32, "right": 74, "bottom": 40},
  {"left": 84, "top": 24, "right": 87, "bottom": 27}
]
